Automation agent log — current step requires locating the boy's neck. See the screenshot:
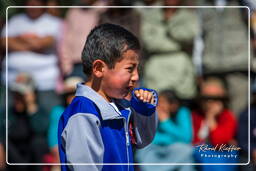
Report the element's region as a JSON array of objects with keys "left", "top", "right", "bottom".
[{"left": 85, "top": 80, "right": 112, "bottom": 102}]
